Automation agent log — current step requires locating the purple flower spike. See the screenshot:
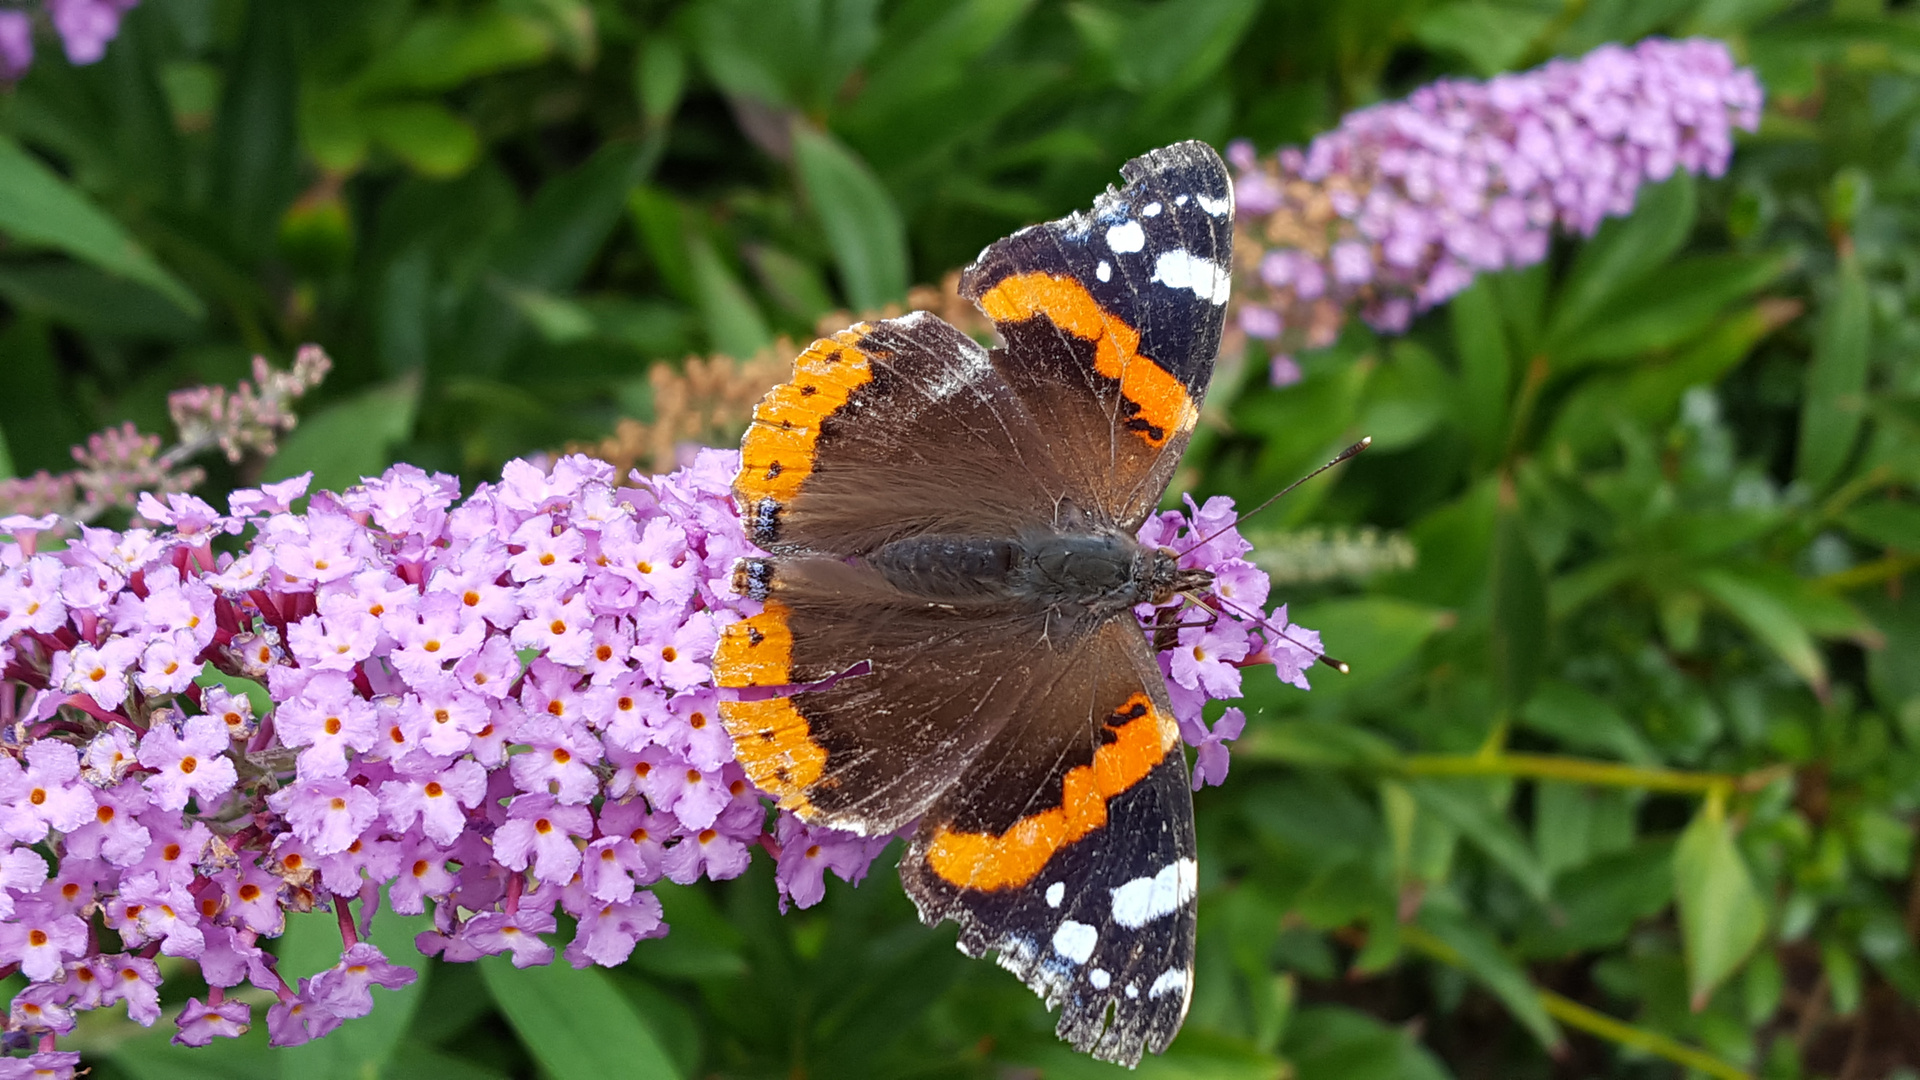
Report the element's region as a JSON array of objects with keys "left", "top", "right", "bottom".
[
  {"left": 0, "top": 441, "right": 1306, "bottom": 1060},
  {"left": 1231, "top": 37, "right": 1763, "bottom": 377}
]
